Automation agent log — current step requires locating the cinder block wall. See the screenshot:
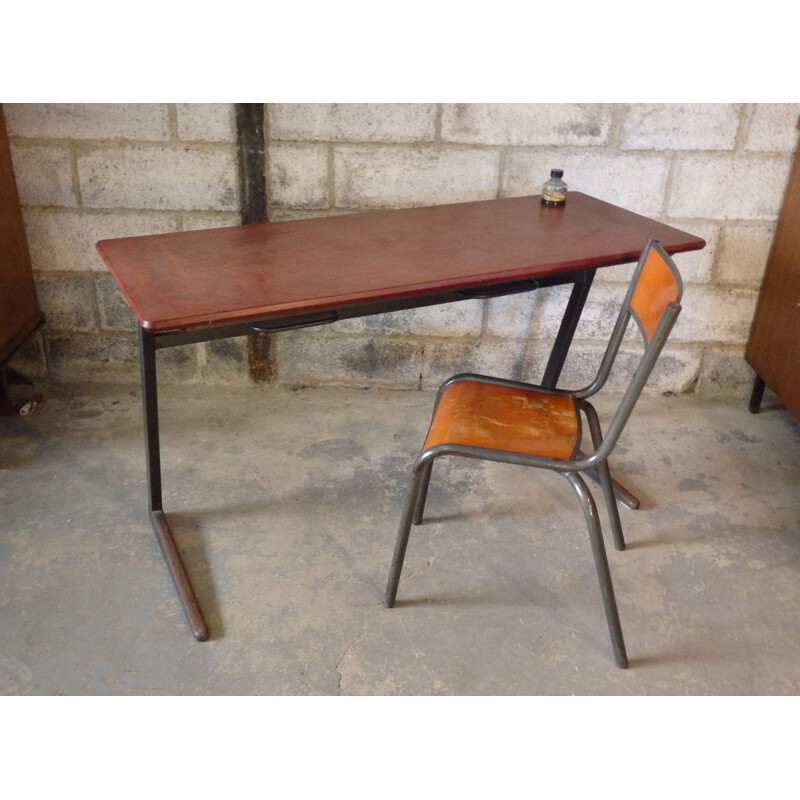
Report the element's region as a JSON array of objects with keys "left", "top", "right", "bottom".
[{"left": 6, "top": 103, "right": 800, "bottom": 396}]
